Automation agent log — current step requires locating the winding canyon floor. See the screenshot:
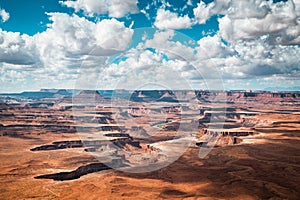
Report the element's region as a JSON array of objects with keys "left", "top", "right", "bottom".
[{"left": 0, "top": 102, "right": 300, "bottom": 199}]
